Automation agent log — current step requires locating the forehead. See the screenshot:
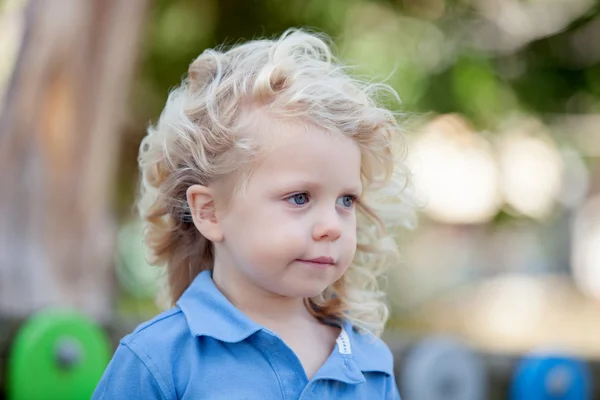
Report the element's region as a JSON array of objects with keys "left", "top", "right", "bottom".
[{"left": 248, "top": 121, "right": 362, "bottom": 190}]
